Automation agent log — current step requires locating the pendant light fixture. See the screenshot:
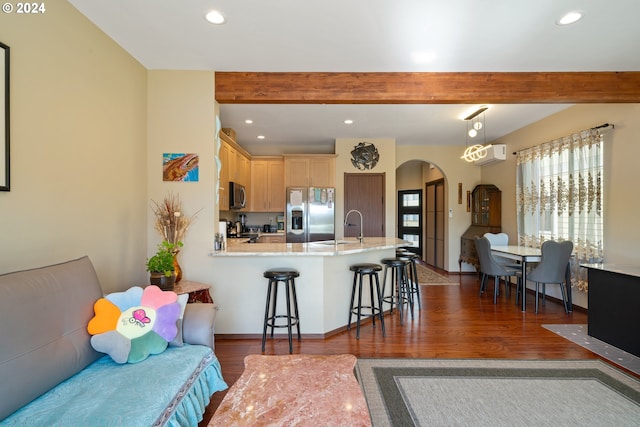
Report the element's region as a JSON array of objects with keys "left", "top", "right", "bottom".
[{"left": 461, "top": 105, "right": 492, "bottom": 162}]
